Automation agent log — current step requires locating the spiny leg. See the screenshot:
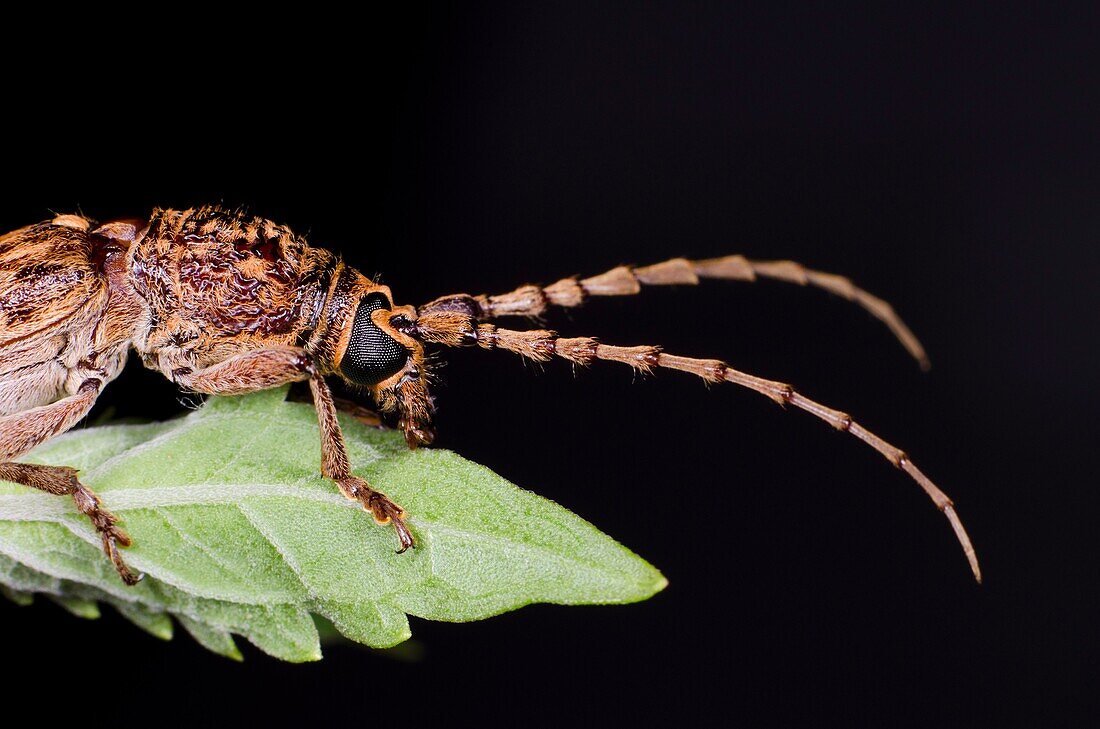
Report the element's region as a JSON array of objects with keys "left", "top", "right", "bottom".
[
  {"left": 0, "top": 462, "right": 139, "bottom": 585},
  {"left": 169, "top": 345, "right": 314, "bottom": 395},
  {"left": 0, "top": 380, "right": 140, "bottom": 585},
  {"left": 309, "top": 375, "right": 413, "bottom": 552},
  {"left": 326, "top": 396, "right": 384, "bottom": 429},
  {"left": 414, "top": 312, "right": 979, "bottom": 582},
  {"left": 288, "top": 383, "right": 385, "bottom": 428},
  {"left": 168, "top": 346, "right": 411, "bottom": 549},
  {"left": 421, "top": 255, "right": 929, "bottom": 370}
]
